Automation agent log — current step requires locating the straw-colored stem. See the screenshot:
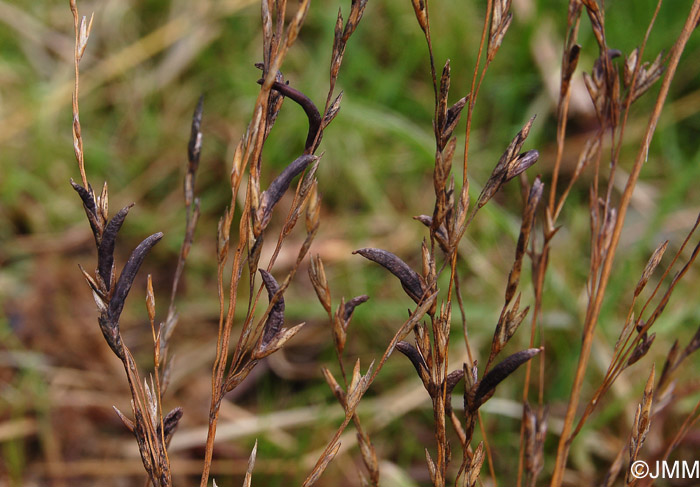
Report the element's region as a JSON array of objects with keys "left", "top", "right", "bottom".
[{"left": 550, "top": 4, "right": 700, "bottom": 485}]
